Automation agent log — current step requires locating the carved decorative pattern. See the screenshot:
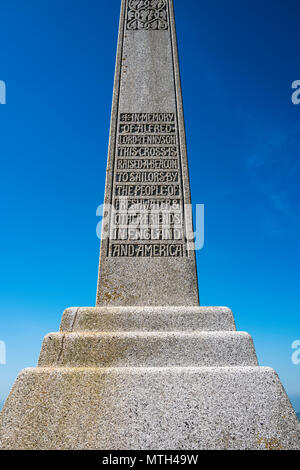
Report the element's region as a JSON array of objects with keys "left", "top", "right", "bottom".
[{"left": 127, "top": 0, "right": 168, "bottom": 31}]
